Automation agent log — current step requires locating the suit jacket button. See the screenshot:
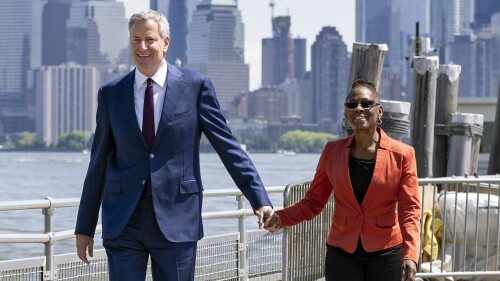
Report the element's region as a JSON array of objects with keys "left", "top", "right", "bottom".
[
  {"left": 142, "top": 180, "right": 146, "bottom": 185},
  {"left": 150, "top": 154, "right": 154, "bottom": 159}
]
